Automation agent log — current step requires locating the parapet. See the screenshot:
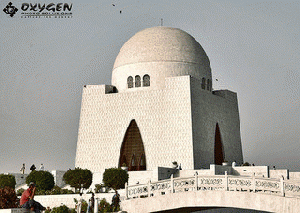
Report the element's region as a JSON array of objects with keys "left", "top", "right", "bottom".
[
  {"left": 83, "top": 85, "right": 118, "bottom": 94},
  {"left": 212, "top": 90, "right": 238, "bottom": 102}
]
